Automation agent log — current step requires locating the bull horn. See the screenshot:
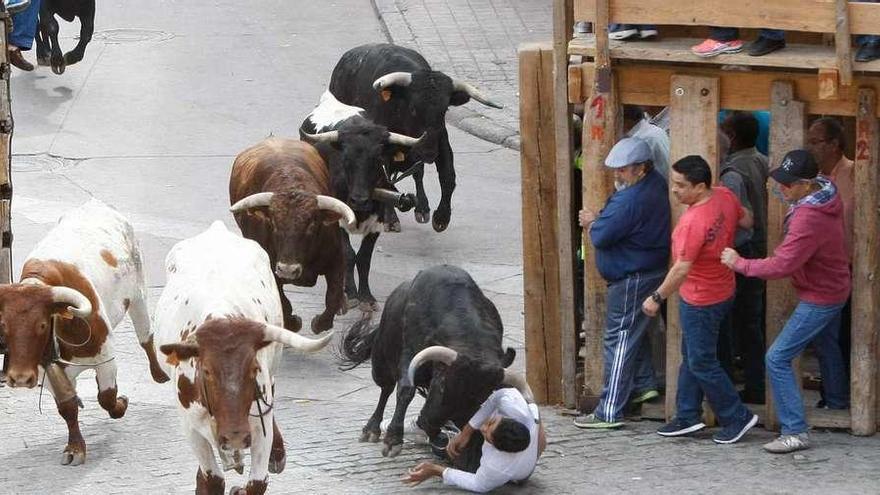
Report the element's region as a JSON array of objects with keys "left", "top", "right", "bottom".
[
  {"left": 315, "top": 195, "right": 356, "bottom": 227},
  {"left": 50, "top": 286, "right": 92, "bottom": 319},
  {"left": 406, "top": 345, "right": 458, "bottom": 387},
  {"left": 230, "top": 192, "right": 274, "bottom": 212},
  {"left": 301, "top": 130, "right": 339, "bottom": 145},
  {"left": 452, "top": 80, "right": 503, "bottom": 109},
  {"left": 262, "top": 324, "right": 334, "bottom": 353},
  {"left": 502, "top": 369, "right": 535, "bottom": 404},
  {"left": 373, "top": 72, "right": 412, "bottom": 90},
  {"left": 387, "top": 132, "right": 425, "bottom": 147}
]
